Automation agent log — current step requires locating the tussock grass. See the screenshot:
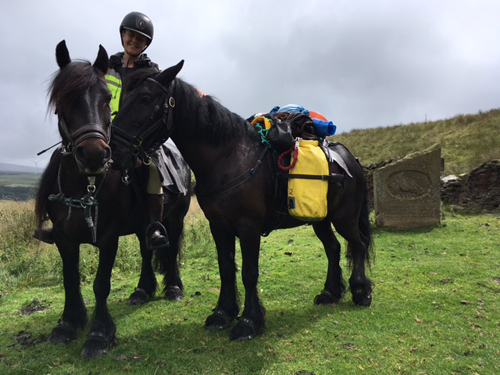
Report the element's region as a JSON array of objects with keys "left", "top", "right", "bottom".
[{"left": 333, "top": 108, "right": 500, "bottom": 175}]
